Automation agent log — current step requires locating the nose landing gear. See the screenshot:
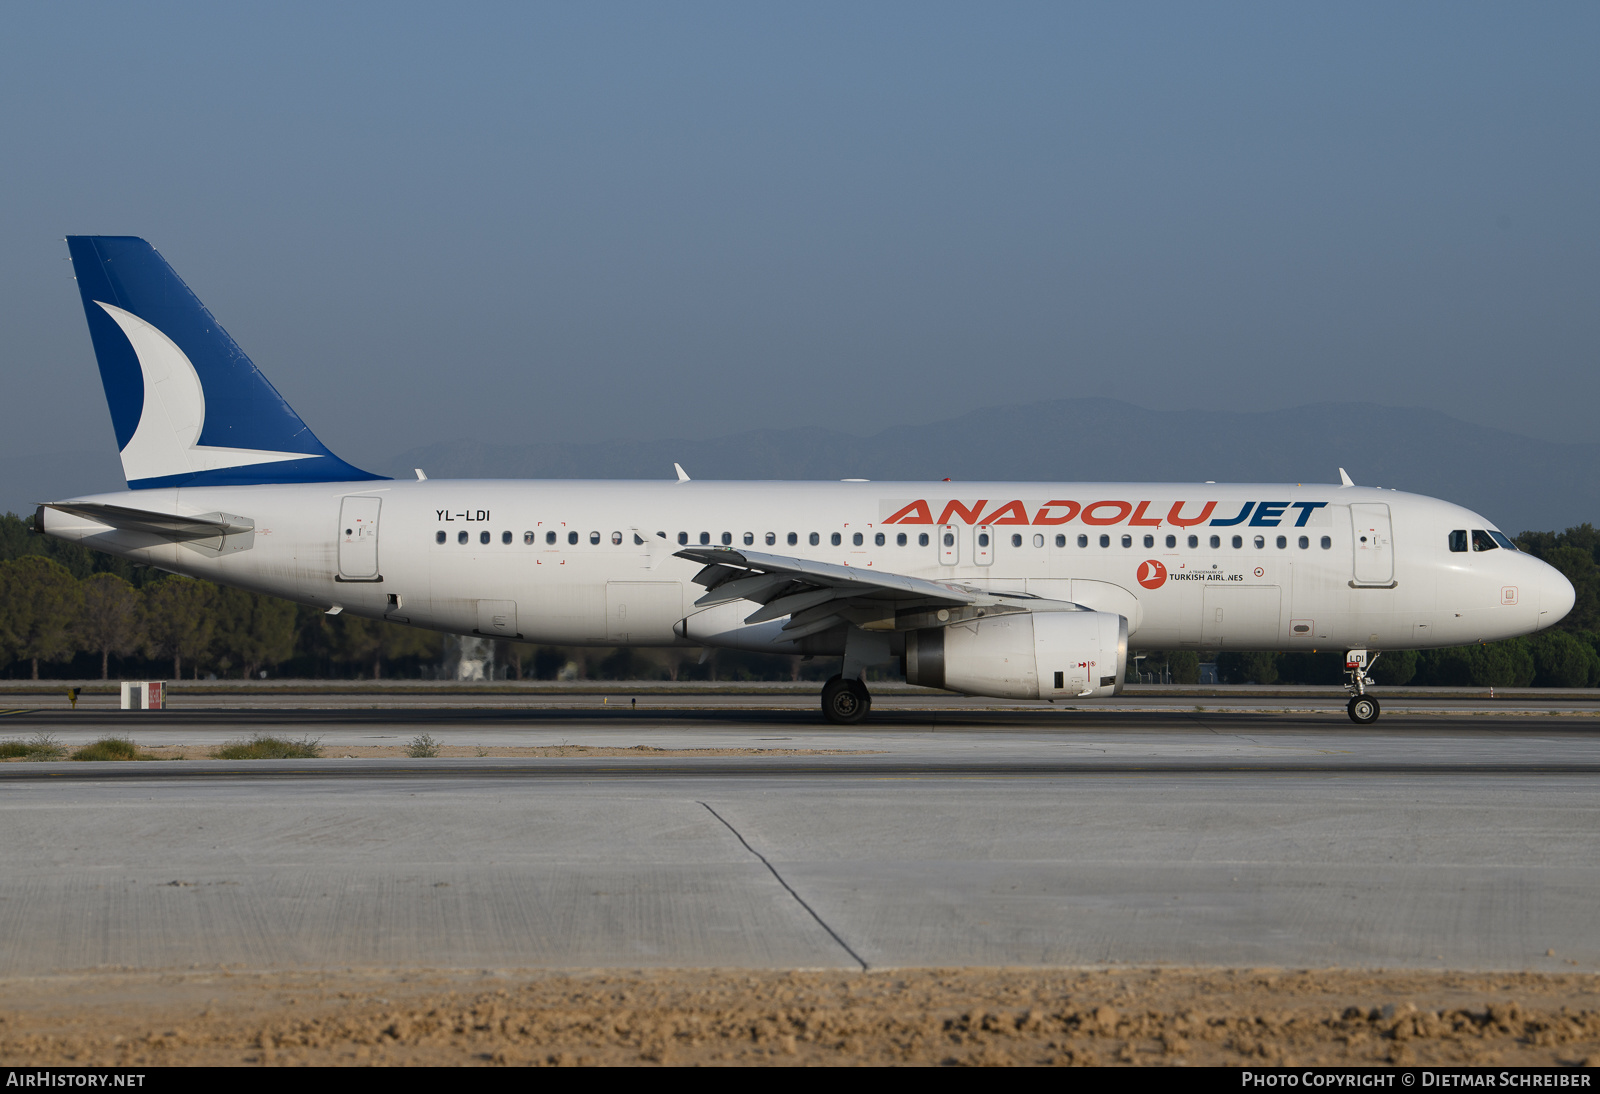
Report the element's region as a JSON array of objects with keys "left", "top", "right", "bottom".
[
  {"left": 1344, "top": 649, "right": 1381, "bottom": 724},
  {"left": 821, "top": 675, "right": 871, "bottom": 724}
]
